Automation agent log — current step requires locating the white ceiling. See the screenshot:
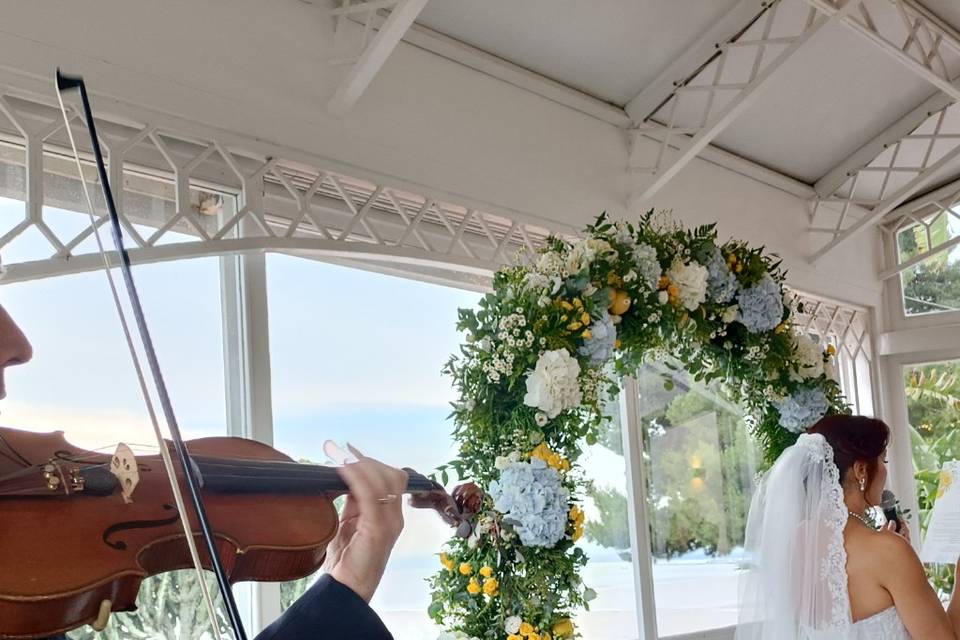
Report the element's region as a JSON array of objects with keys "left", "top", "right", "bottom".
[
  {"left": 416, "top": 0, "right": 742, "bottom": 106},
  {"left": 415, "top": 0, "right": 960, "bottom": 187},
  {"left": 712, "top": 21, "right": 939, "bottom": 183}
]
